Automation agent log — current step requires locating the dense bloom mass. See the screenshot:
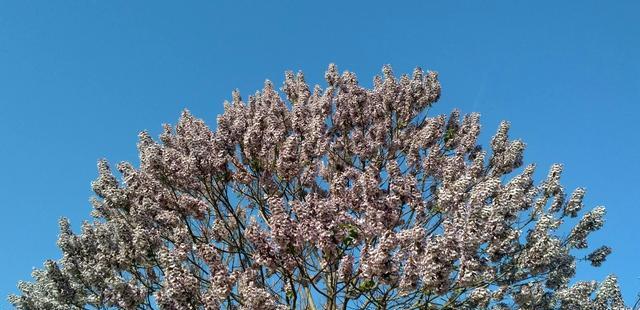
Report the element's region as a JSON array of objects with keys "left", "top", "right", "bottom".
[{"left": 10, "top": 65, "right": 625, "bottom": 309}]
